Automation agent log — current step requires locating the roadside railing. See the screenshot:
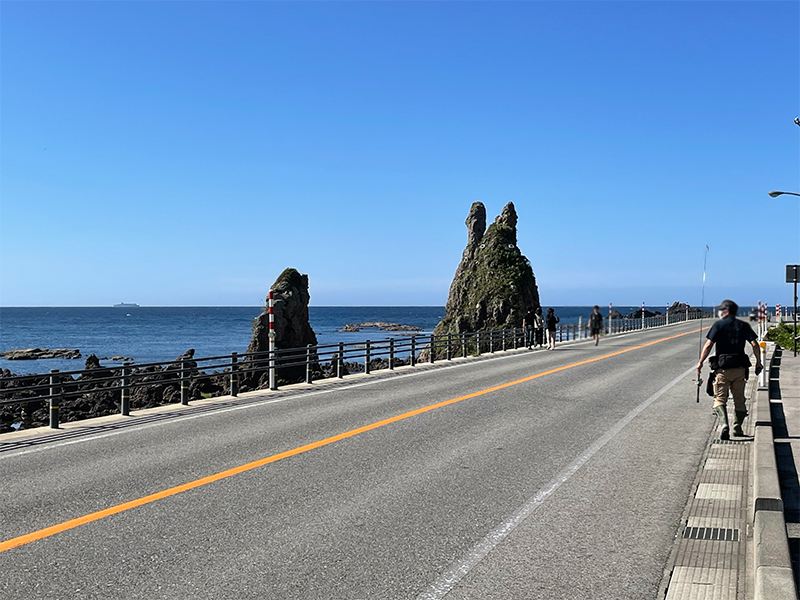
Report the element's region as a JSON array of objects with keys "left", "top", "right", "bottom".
[{"left": 0, "top": 310, "right": 709, "bottom": 431}]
